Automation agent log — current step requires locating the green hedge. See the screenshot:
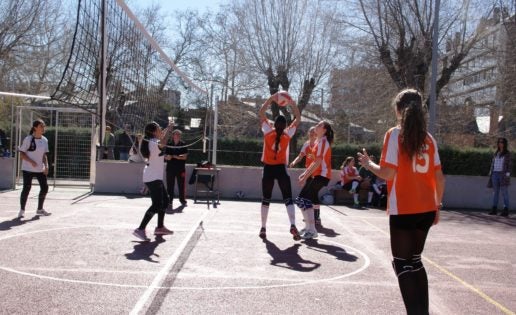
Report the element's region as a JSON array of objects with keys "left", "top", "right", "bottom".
[
  {"left": 205, "top": 139, "right": 515, "bottom": 176},
  {"left": 23, "top": 128, "right": 515, "bottom": 177}
]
